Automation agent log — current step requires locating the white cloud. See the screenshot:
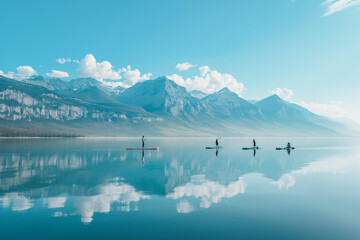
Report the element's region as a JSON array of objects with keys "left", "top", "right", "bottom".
[
  {"left": 296, "top": 100, "right": 346, "bottom": 118},
  {"left": 0, "top": 70, "right": 15, "bottom": 78},
  {"left": 46, "top": 70, "right": 69, "bottom": 78},
  {"left": 167, "top": 66, "right": 246, "bottom": 96},
  {"left": 199, "top": 66, "right": 211, "bottom": 77},
  {"left": 1, "top": 66, "right": 36, "bottom": 79},
  {"left": 166, "top": 74, "right": 186, "bottom": 86},
  {"left": 269, "top": 88, "right": 294, "bottom": 100},
  {"left": 322, "top": 0, "right": 360, "bottom": 16},
  {"left": 176, "top": 62, "right": 195, "bottom": 71},
  {"left": 120, "top": 65, "right": 152, "bottom": 88},
  {"left": 56, "top": 57, "right": 72, "bottom": 64},
  {"left": 77, "top": 54, "right": 121, "bottom": 81},
  {"left": 16, "top": 65, "right": 37, "bottom": 77},
  {"left": 76, "top": 54, "right": 152, "bottom": 88}
]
